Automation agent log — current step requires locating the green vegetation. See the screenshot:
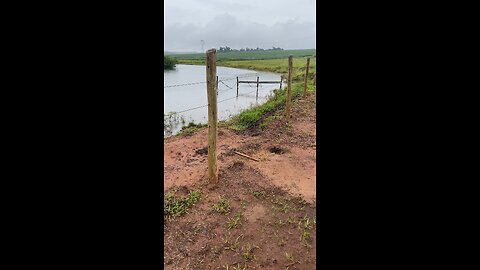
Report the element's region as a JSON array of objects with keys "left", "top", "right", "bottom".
[
  {"left": 168, "top": 50, "right": 317, "bottom": 136},
  {"left": 212, "top": 196, "right": 231, "bottom": 214},
  {"left": 164, "top": 56, "right": 177, "bottom": 70},
  {"left": 227, "top": 212, "right": 243, "bottom": 230},
  {"left": 174, "top": 48, "right": 315, "bottom": 61},
  {"left": 178, "top": 121, "right": 207, "bottom": 136},
  {"left": 227, "top": 82, "right": 314, "bottom": 131},
  {"left": 164, "top": 190, "right": 201, "bottom": 218}
]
